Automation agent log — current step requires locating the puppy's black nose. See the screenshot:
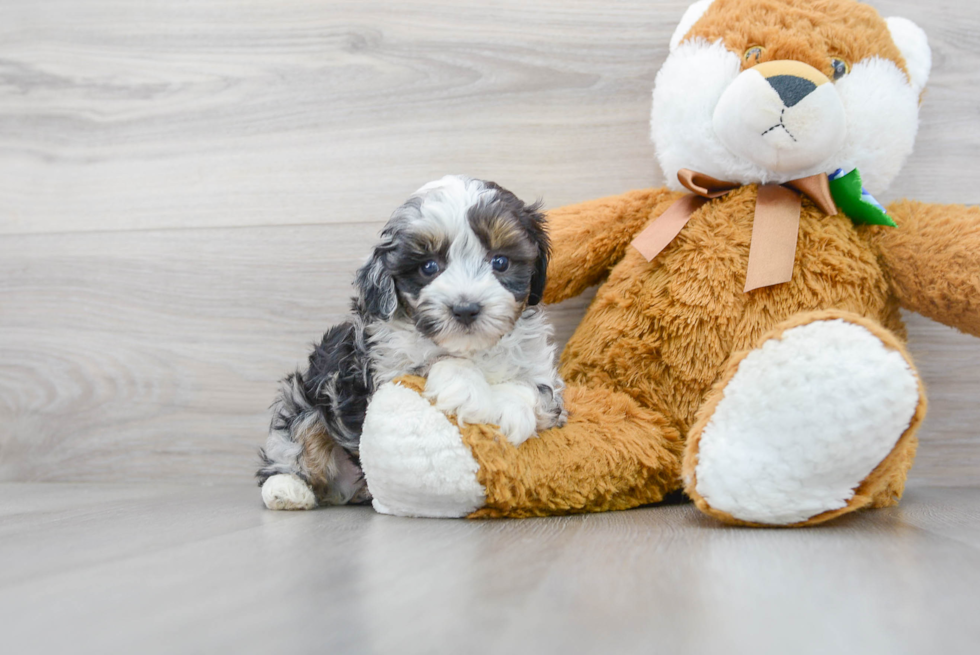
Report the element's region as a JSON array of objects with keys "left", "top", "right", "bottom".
[
  {"left": 452, "top": 302, "right": 481, "bottom": 326},
  {"left": 766, "top": 75, "right": 817, "bottom": 108}
]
